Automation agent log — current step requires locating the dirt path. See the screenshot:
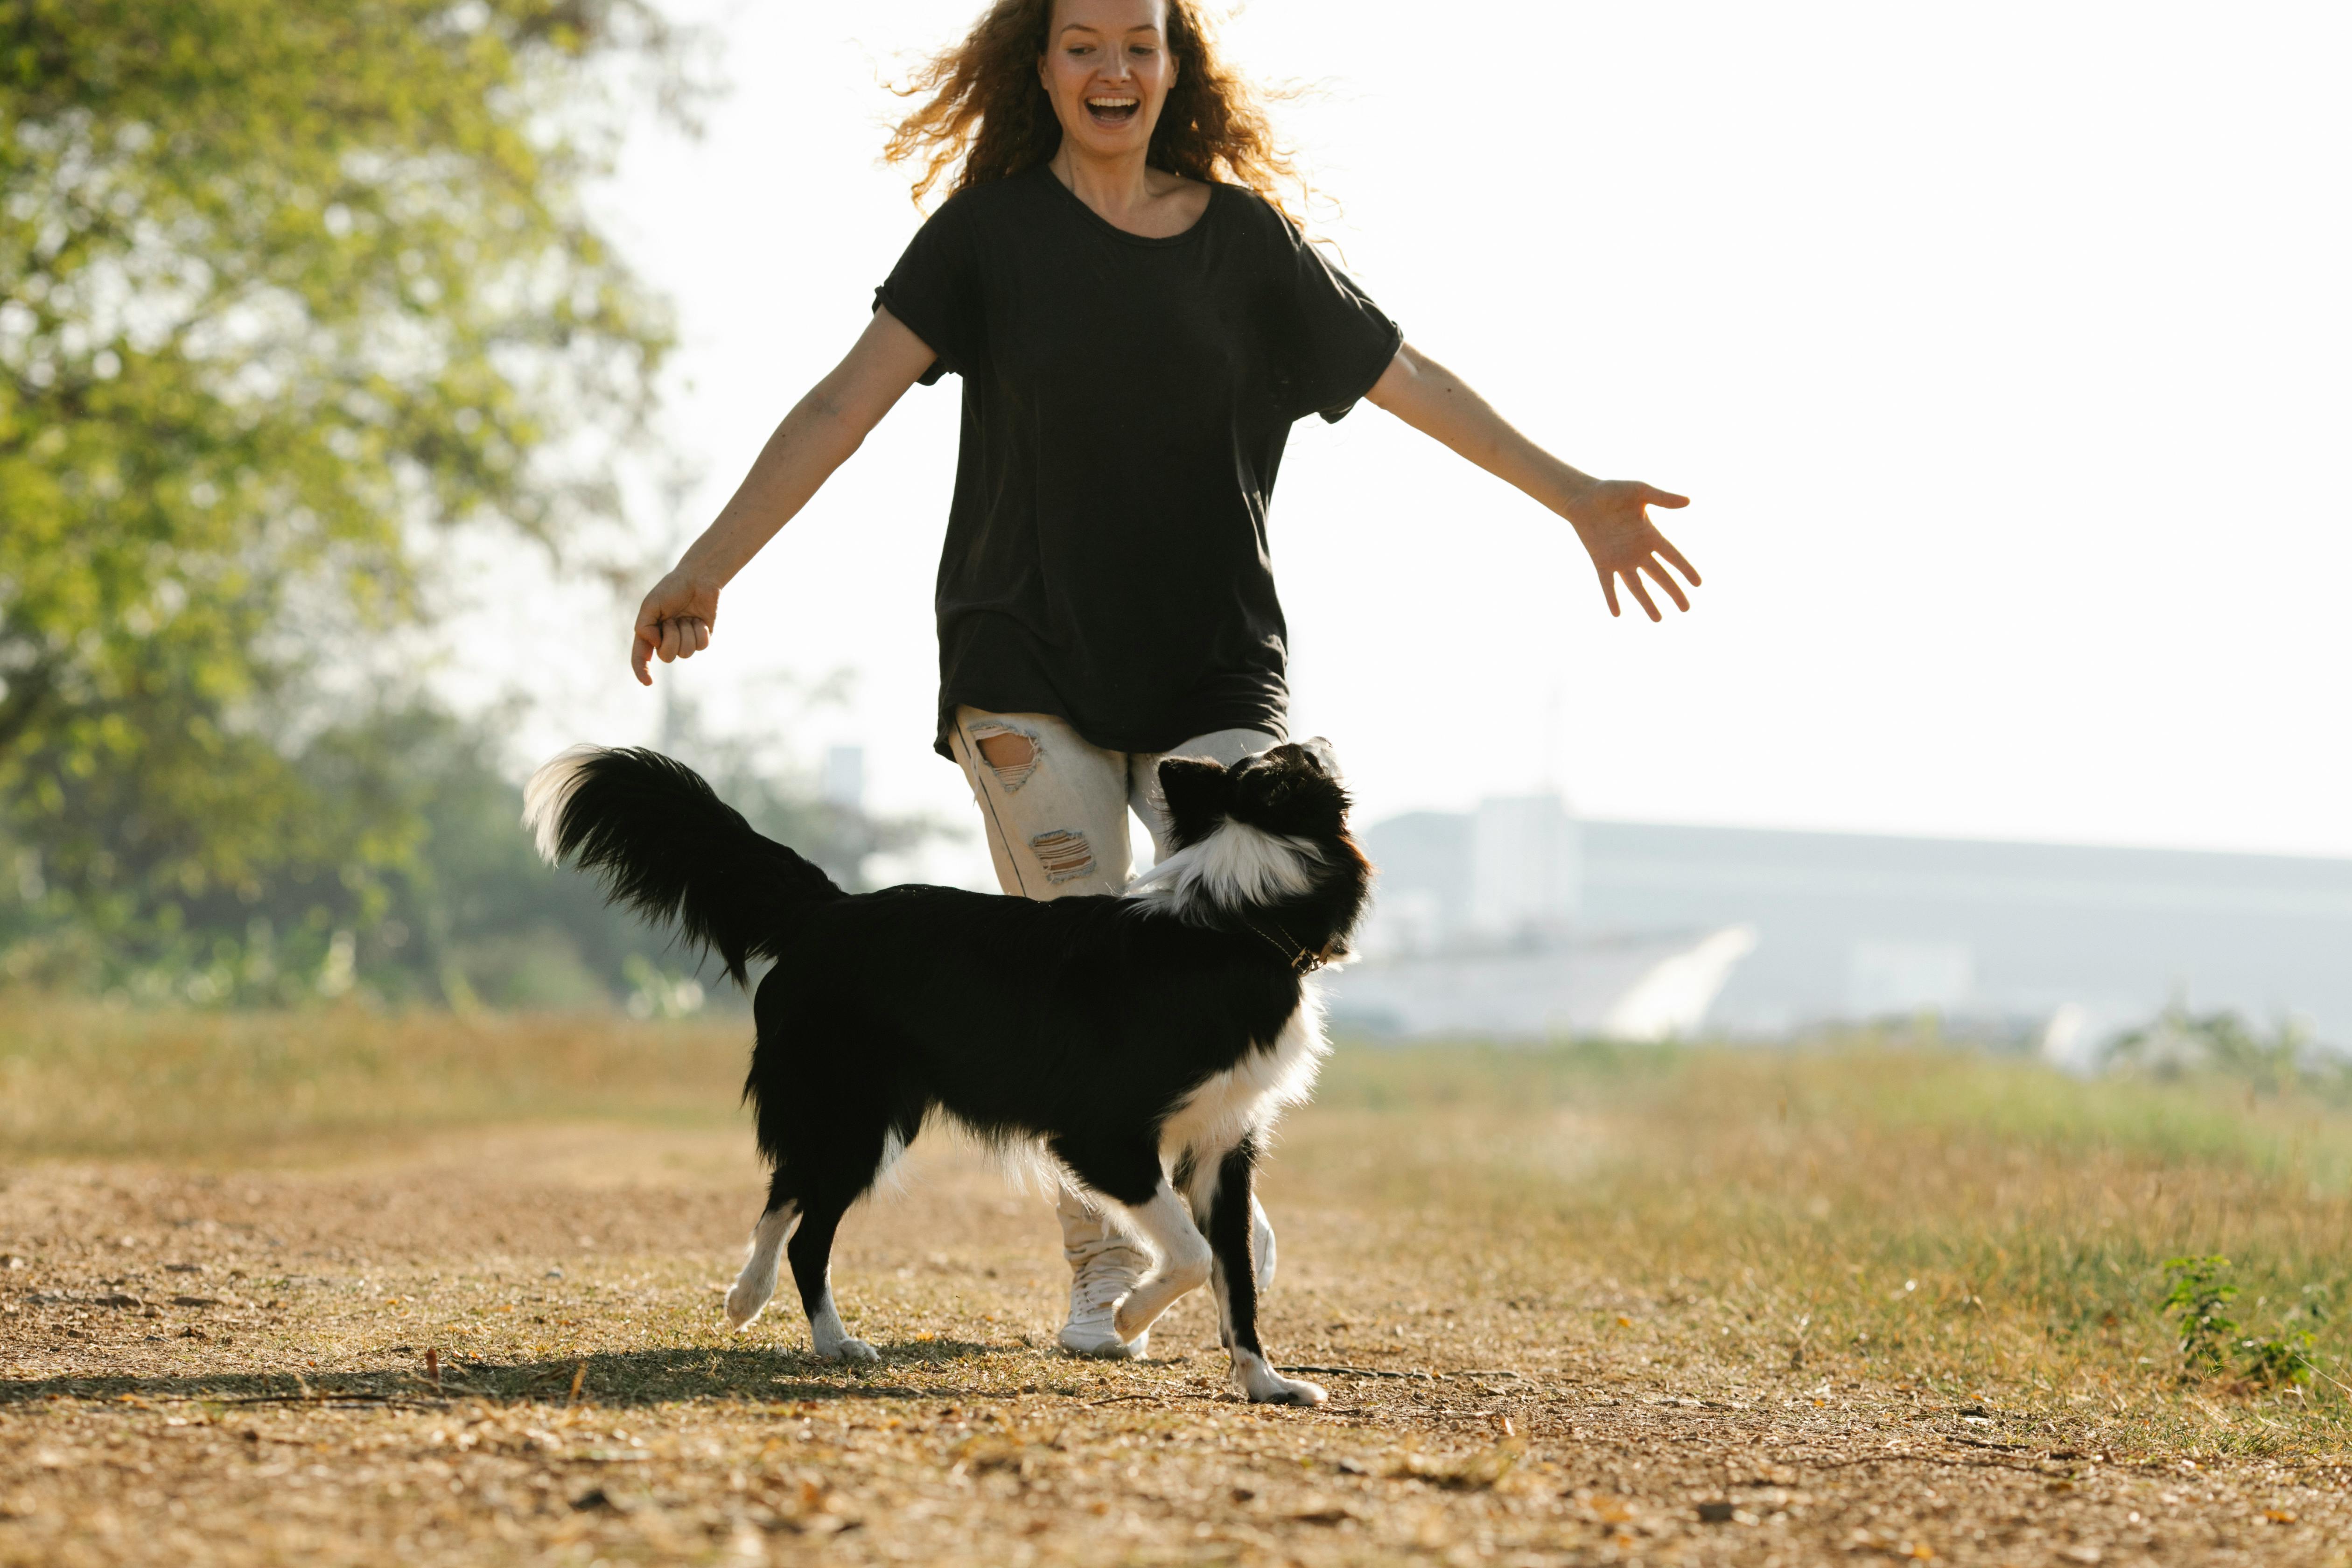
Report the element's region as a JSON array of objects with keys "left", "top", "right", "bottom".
[{"left": 3, "top": 1125, "right": 2346, "bottom": 1566}]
